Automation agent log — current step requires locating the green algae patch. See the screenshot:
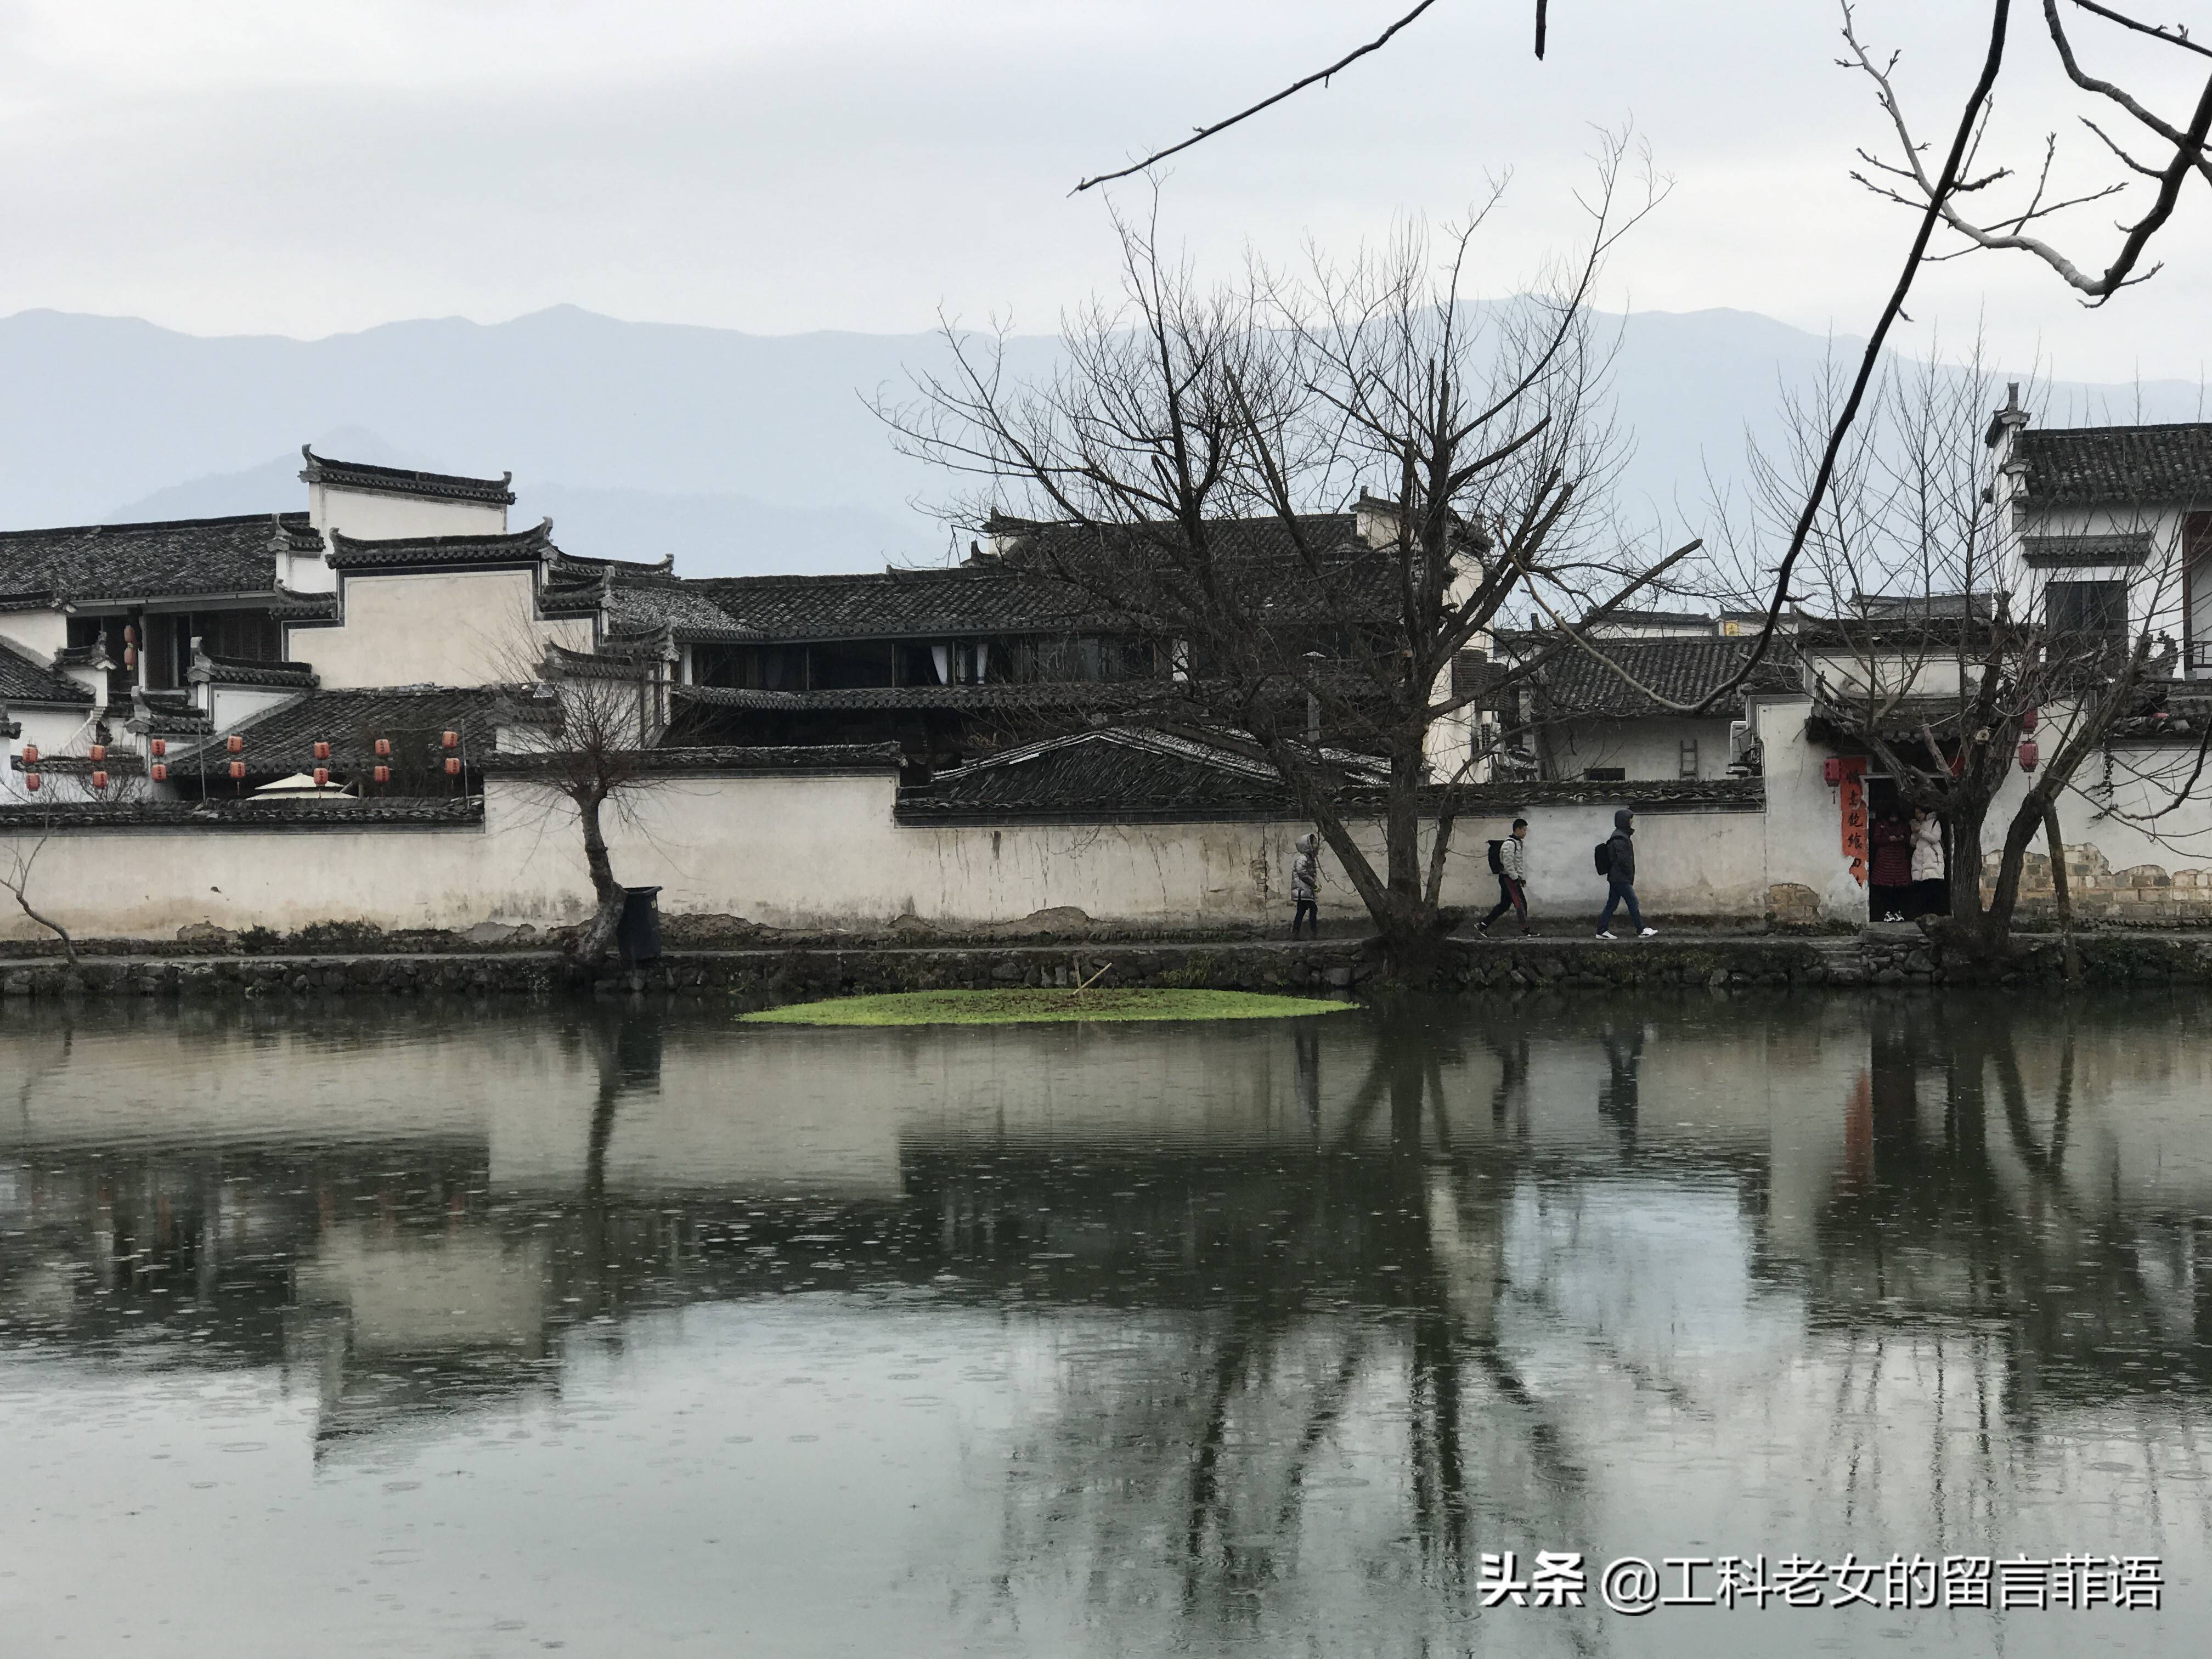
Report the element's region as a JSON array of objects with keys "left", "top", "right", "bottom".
[{"left": 740, "top": 988, "right": 1351, "bottom": 1027}]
